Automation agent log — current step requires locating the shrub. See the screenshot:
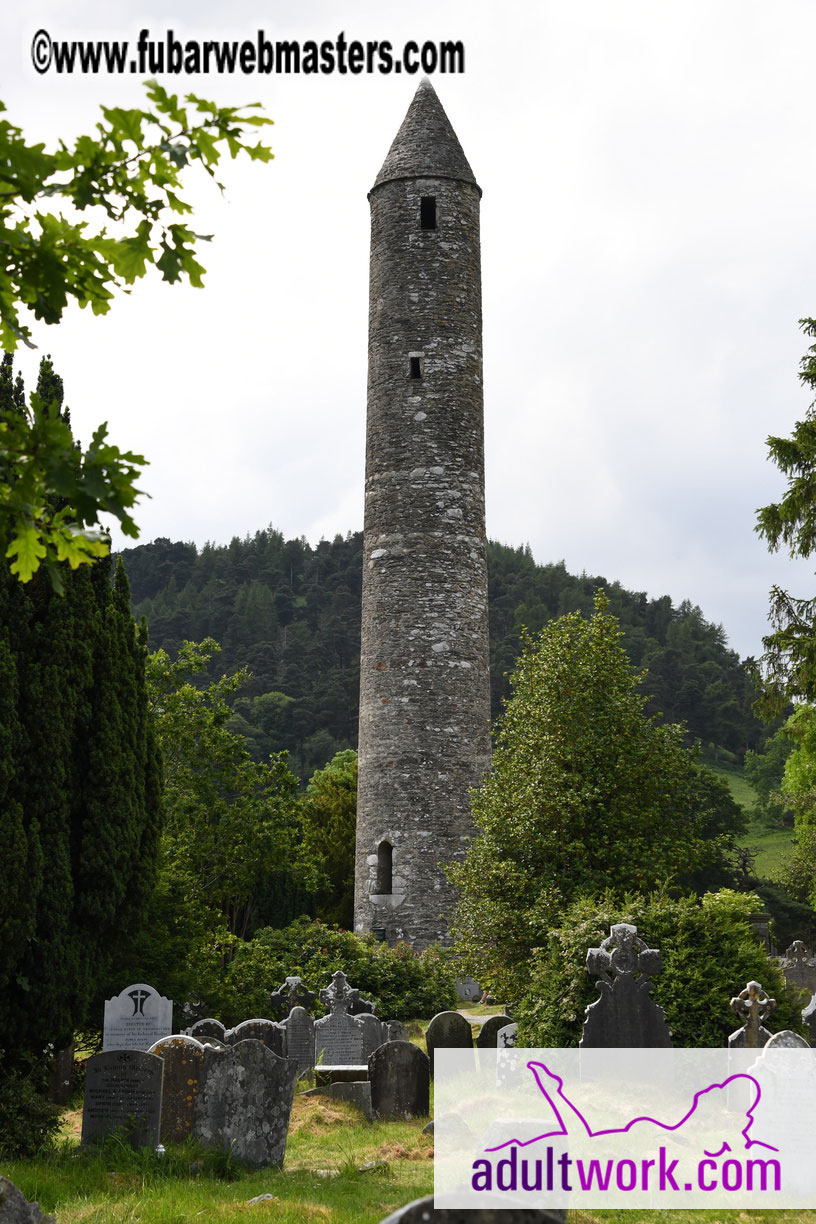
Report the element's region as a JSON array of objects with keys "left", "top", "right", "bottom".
[
  {"left": 0, "top": 1051, "right": 61, "bottom": 1158},
  {"left": 190, "top": 917, "right": 458, "bottom": 1024},
  {"left": 515, "top": 889, "right": 806, "bottom": 1048}
]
